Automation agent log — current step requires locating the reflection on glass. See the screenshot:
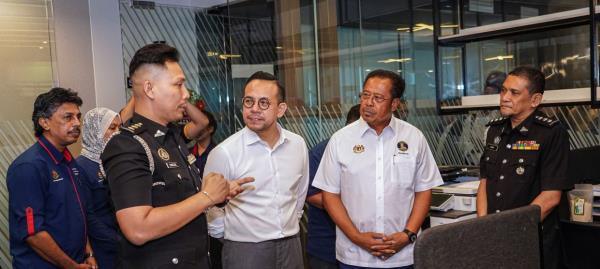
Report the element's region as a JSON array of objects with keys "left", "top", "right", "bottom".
[
  {"left": 439, "top": 0, "right": 460, "bottom": 36},
  {"left": 0, "top": 1, "right": 54, "bottom": 268},
  {"left": 440, "top": 24, "right": 590, "bottom": 108},
  {"left": 440, "top": 46, "right": 463, "bottom": 107},
  {"left": 0, "top": 0, "right": 54, "bottom": 121},
  {"left": 462, "top": 0, "right": 587, "bottom": 29}
]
